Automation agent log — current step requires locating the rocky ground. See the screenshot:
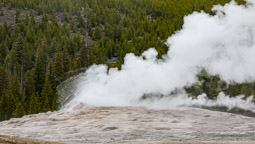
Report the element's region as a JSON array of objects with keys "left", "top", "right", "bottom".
[
  {"left": 0, "top": 7, "right": 49, "bottom": 25},
  {"left": 0, "top": 135, "right": 60, "bottom": 144},
  {"left": 0, "top": 104, "right": 255, "bottom": 144}
]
